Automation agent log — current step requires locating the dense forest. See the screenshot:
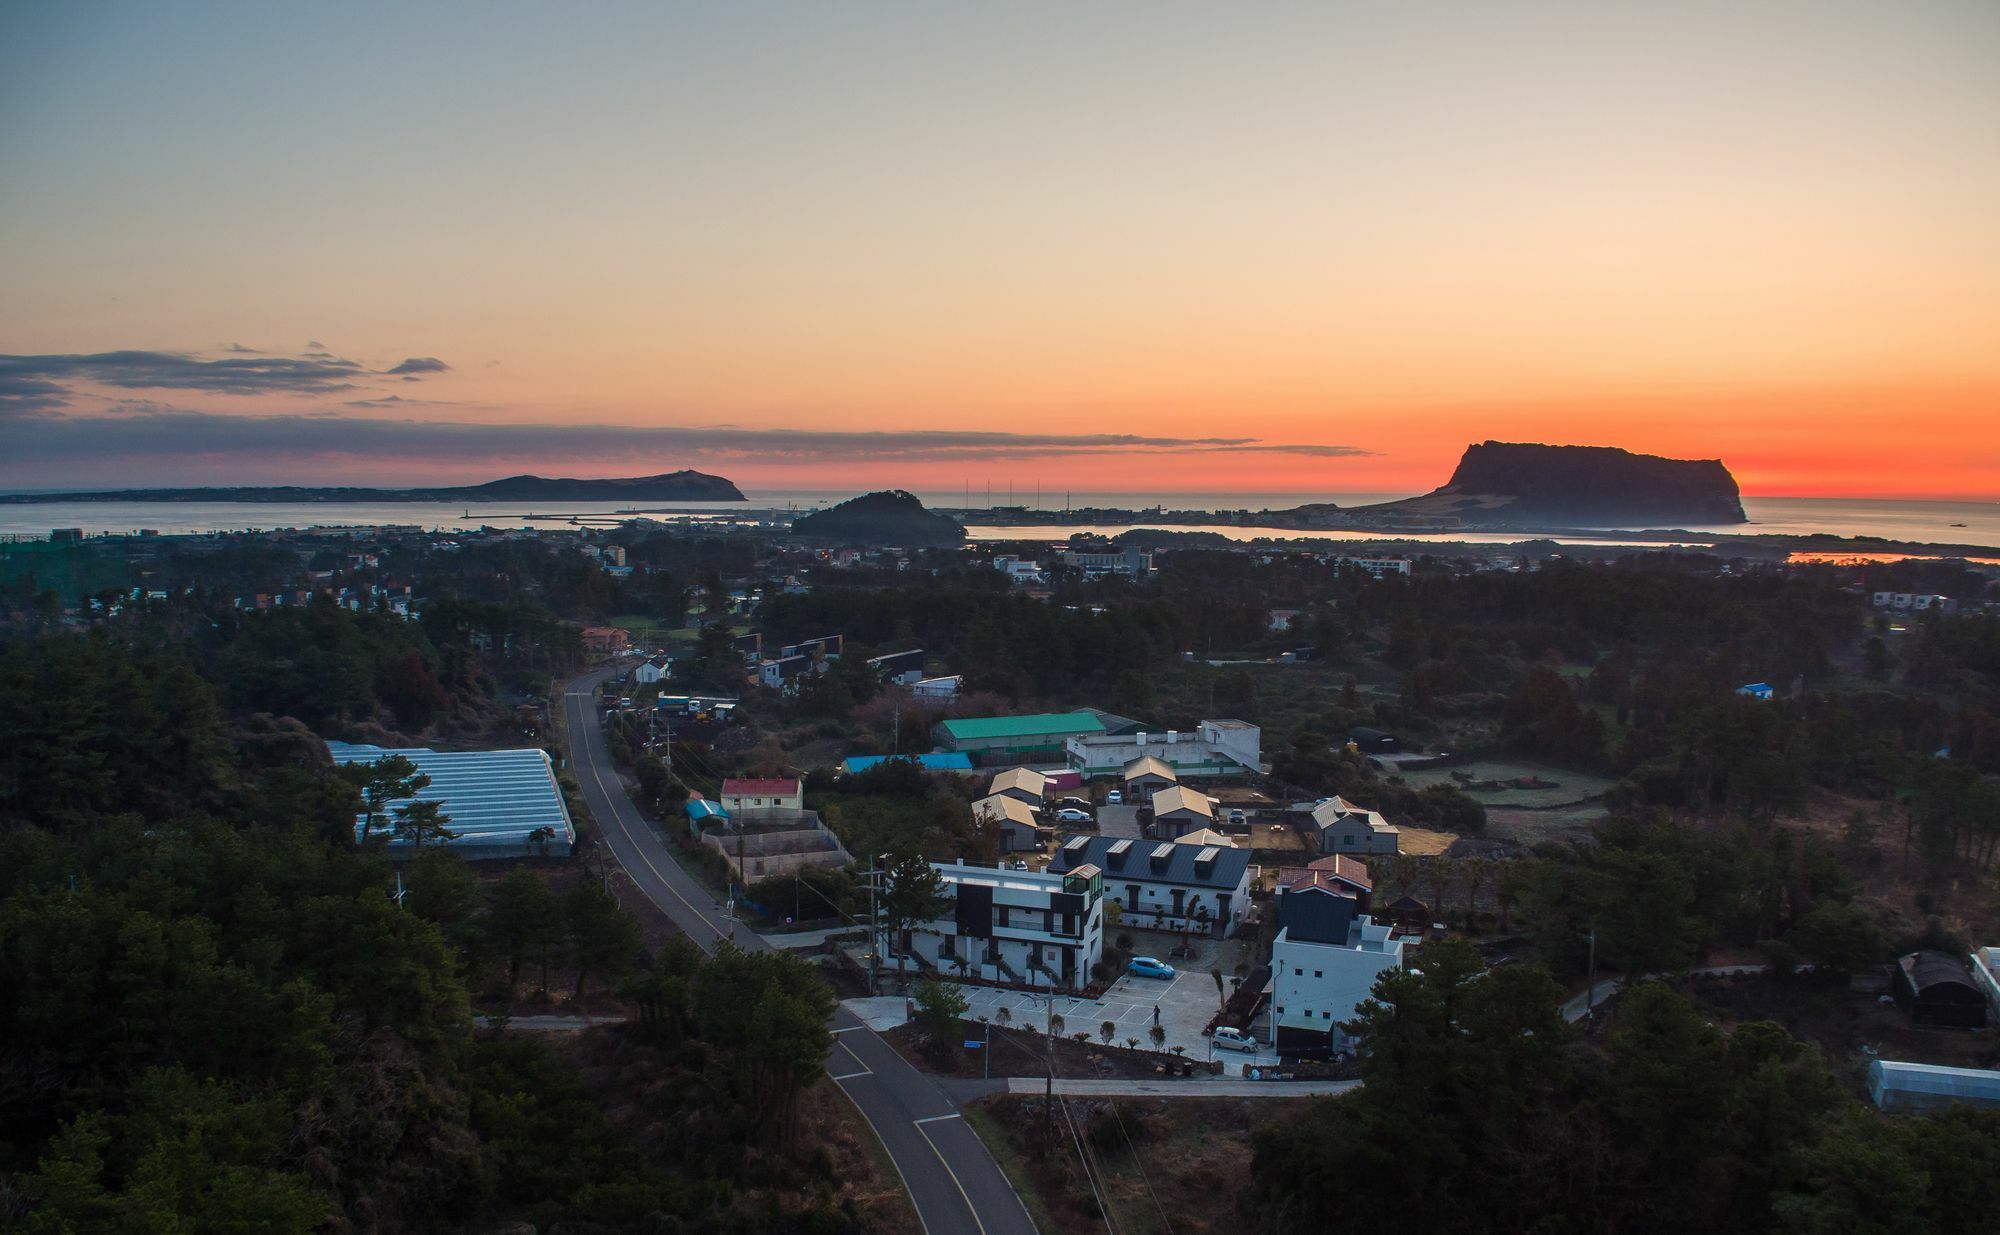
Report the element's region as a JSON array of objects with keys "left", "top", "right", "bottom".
[
  {"left": 1248, "top": 941, "right": 2000, "bottom": 1235},
  {"left": 0, "top": 635, "right": 864, "bottom": 1233}
]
